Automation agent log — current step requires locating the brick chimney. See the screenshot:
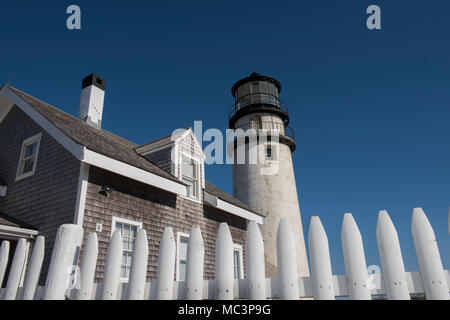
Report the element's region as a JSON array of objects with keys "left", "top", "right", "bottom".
[{"left": 79, "top": 74, "right": 105, "bottom": 129}]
